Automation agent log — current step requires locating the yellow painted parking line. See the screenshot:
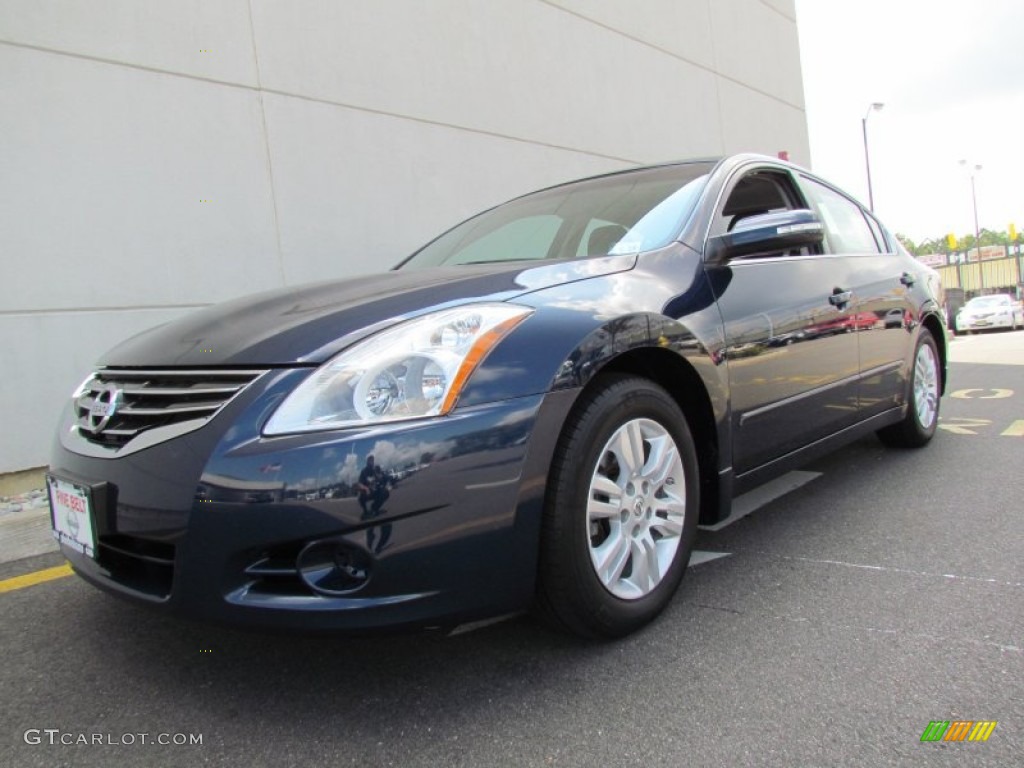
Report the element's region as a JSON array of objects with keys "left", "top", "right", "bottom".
[
  {"left": 1002, "top": 420, "right": 1024, "bottom": 437},
  {"left": 937, "top": 417, "right": 991, "bottom": 435},
  {"left": 0, "top": 563, "right": 73, "bottom": 594},
  {"left": 951, "top": 388, "right": 1014, "bottom": 399}
]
